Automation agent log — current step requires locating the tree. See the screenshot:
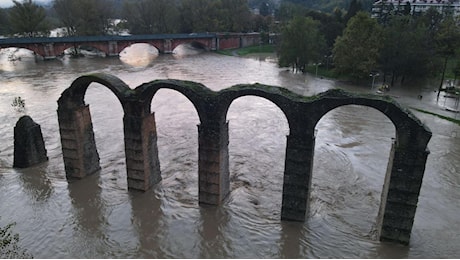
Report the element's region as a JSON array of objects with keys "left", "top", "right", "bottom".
[
  {"left": 259, "top": 1, "right": 272, "bottom": 16},
  {"left": 0, "top": 8, "right": 11, "bottom": 35},
  {"left": 344, "top": 0, "right": 363, "bottom": 22},
  {"left": 305, "top": 9, "right": 344, "bottom": 54},
  {"left": 220, "top": 0, "right": 252, "bottom": 32},
  {"left": 379, "top": 15, "right": 434, "bottom": 86},
  {"left": 123, "top": 0, "right": 180, "bottom": 34},
  {"left": 53, "top": 0, "right": 114, "bottom": 36},
  {"left": 53, "top": 0, "right": 78, "bottom": 35},
  {"left": 275, "top": 1, "right": 308, "bottom": 22},
  {"left": 333, "top": 11, "right": 383, "bottom": 79},
  {"left": 434, "top": 15, "right": 460, "bottom": 96},
  {"left": 179, "top": 0, "right": 222, "bottom": 32},
  {"left": 8, "top": 0, "right": 49, "bottom": 37},
  {"left": 278, "top": 16, "right": 326, "bottom": 72}
]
